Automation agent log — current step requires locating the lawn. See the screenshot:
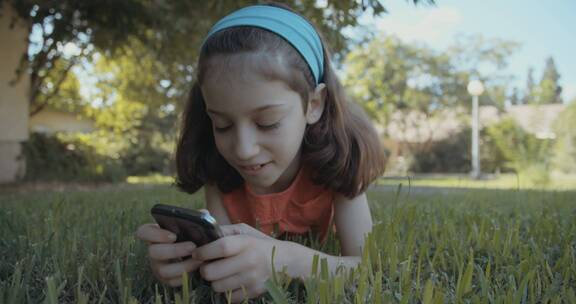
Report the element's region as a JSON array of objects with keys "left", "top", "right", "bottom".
[
  {"left": 376, "top": 173, "right": 576, "bottom": 191},
  {"left": 0, "top": 181, "right": 575, "bottom": 303}
]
